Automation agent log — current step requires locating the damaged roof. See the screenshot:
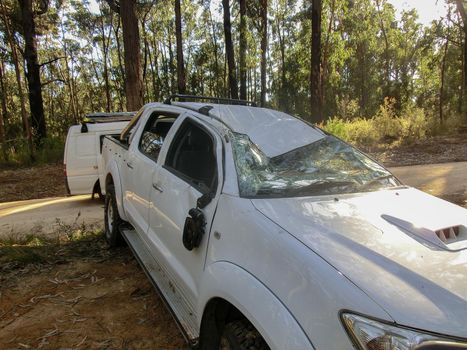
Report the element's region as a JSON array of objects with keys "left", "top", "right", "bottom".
[{"left": 173, "top": 102, "right": 325, "bottom": 157}]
